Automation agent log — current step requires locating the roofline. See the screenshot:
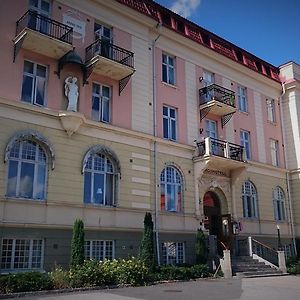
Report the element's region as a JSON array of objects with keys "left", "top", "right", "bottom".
[{"left": 116, "top": 0, "right": 281, "bottom": 83}]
